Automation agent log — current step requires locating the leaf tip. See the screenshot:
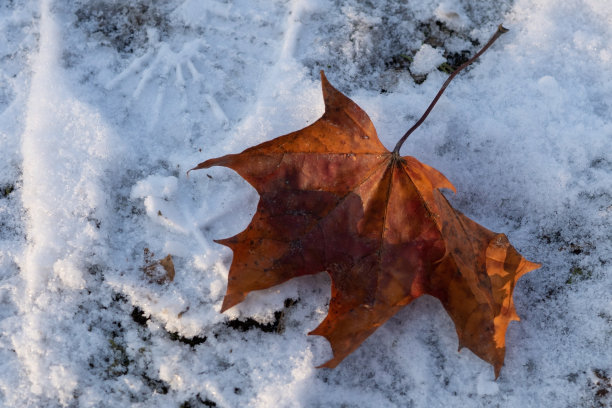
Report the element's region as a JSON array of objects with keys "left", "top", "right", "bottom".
[
  {"left": 319, "top": 70, "right": 349, "bottom": 115},
  {"left": 214, "top": 238, "right": 233, "bottom": 248},
  {"left": 515, "top": 259, "right": 541, "bottom": 282},
  {"left": 190, "top": 154, "right": 239, "bottom": 175},
  {"left": 494, "top": 362, "right": 503, "bottom": 380},
  {"left": 523, "top": 260, "right": 542, "bottom": 274},
  {"left": 319, "top": 70, "right": 335, "bottom": 109},
  {"left": 220, "top": 292, "right": 246, "bottom": 312},
  {"left": 307, "top": 327, "right": 320, "bottom": 336},
  {"left": 188, "top": 162, "right": 209, "bottom": 173},
  {"left": 308, "top": 326, "right": 340, "bottom": 368},
  {"left": 313, "top": 352, "right": 341, "bottom": 369},
  {"left": 509, "top": 306, "right": 520, "bottom": 322}
]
